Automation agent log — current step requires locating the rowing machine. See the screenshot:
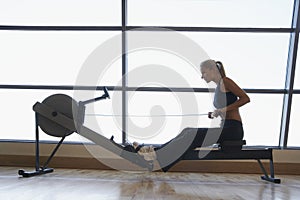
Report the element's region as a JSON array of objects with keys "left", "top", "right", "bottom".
[{"left": 18, "top": 87, "right": 153, "bottom": 177}]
